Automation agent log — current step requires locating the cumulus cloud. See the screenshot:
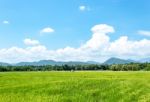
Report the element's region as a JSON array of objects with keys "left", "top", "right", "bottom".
[
  {"left": 82, "top": 24, "right": 114, "bottom": 50},
  {"left": 2, "top": 20, "right": 9, "bottom": 24},
  {"left": 40, "top": 27, "right": 54, "bottom": 34},
  {"left": 0, "top": 24, "right": 150, "bottom": 63},
  {"left": 138, "top": 30, "right": 150, "bottom": 37},
  {"left": 23, "top": 38, "right": 40, "bottom": 46}
]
